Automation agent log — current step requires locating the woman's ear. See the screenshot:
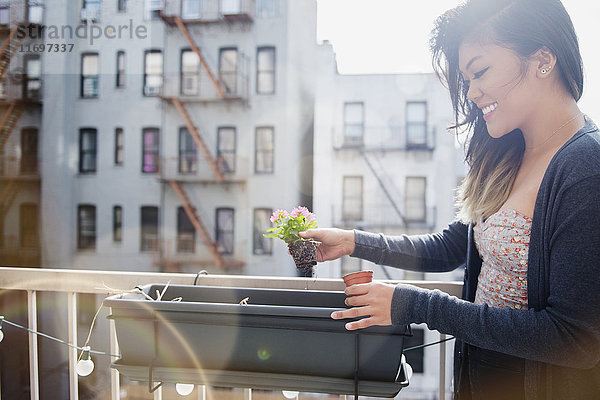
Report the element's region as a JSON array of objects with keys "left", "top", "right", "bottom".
[{"left": 534, "top": 46, "right": 557, "bottom": 78}]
